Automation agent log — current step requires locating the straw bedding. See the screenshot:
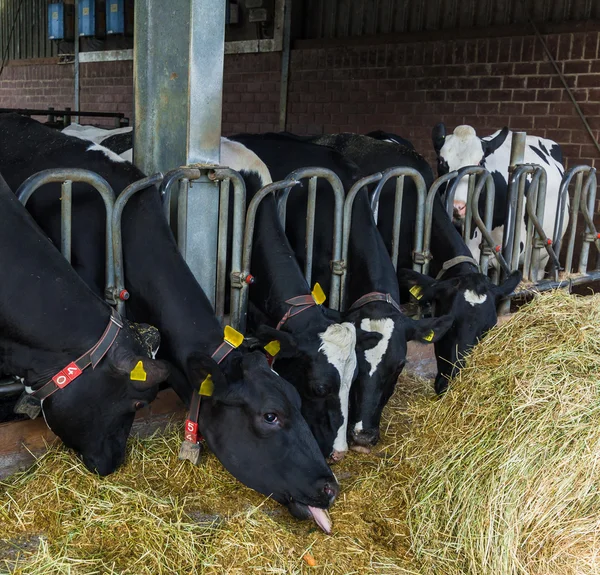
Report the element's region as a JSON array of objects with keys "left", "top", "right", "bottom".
[{"left": 0, "top": 290, "right": 598, "bottom": 574}]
